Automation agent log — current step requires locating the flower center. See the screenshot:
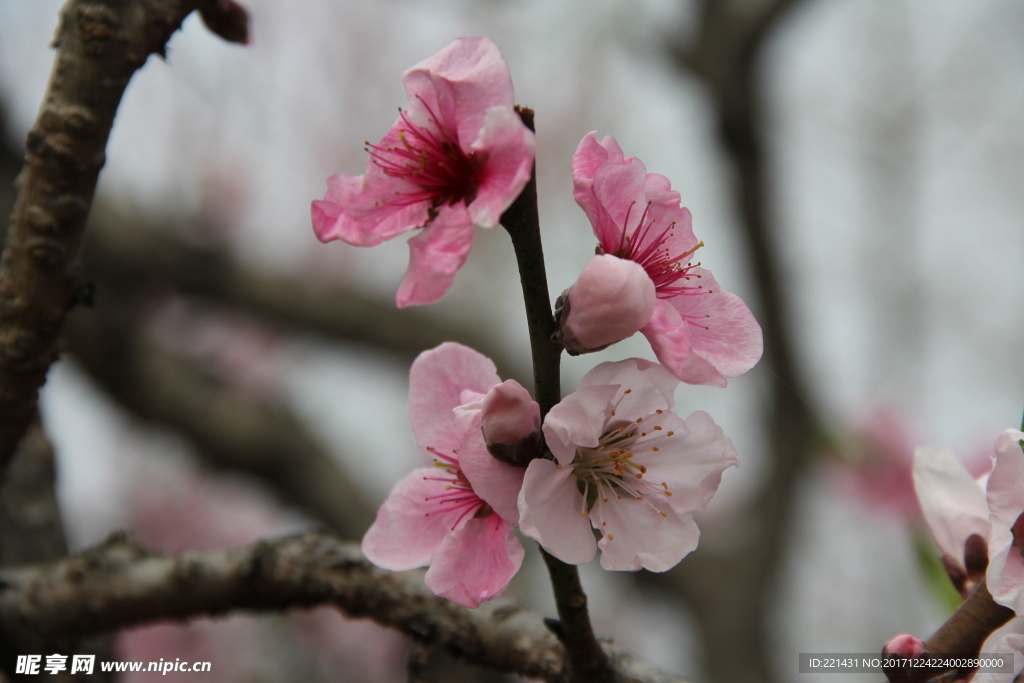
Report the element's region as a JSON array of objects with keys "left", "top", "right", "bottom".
[
  {"left": 570, "top": 407, "right": 676, "bottom": 524},
  {"left": 421, "top": 446, "right": 487, "bottom": 531},
  {"left": 366, "top": 97, "right": 482, "bottom": 209},
  {"left": 600, "top": 201, "right": 714, "bottom": 329}
]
